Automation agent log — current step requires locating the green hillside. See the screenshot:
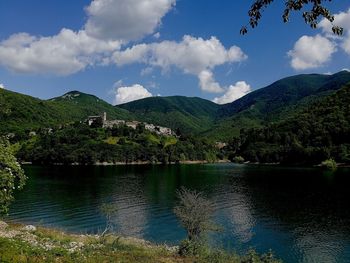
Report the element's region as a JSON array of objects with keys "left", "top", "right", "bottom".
[
  {"left": 205, "top": 71, "right": 350, "bottom": 140},
  {"left": 117, "top": 96, "right": 220, "bottom": 134},
  {"left": 228, "top": 83, "right": 350, "bottom": 165},
  {"left": 50, "top": 91, "right": 132, "bottom": 121},
  {"left": 2, "top": 71, "right": 350, "bottom": 141},
  {"left": 0, "top": 90, "right": 132, "bottom": 137}
]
